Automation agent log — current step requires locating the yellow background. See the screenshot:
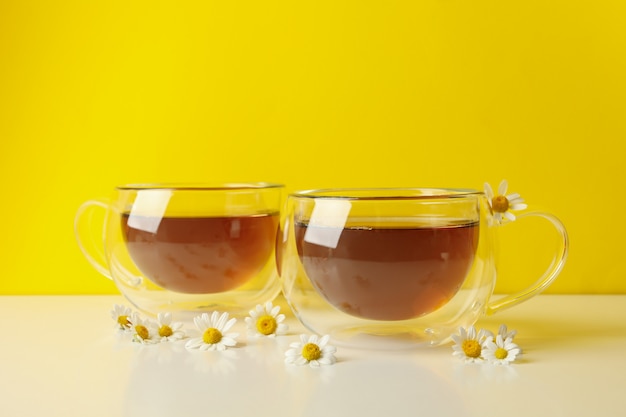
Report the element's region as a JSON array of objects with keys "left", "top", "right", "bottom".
[{"left": 1, "top": 1, "right": 624, "bottom": 295}]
